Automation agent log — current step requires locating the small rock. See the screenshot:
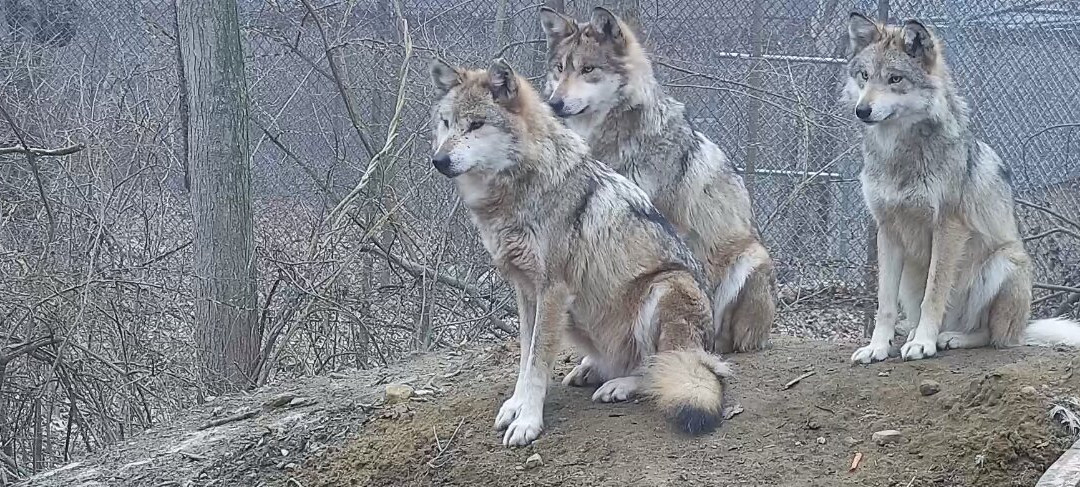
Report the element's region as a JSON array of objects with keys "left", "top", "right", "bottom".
[
  {"left": 525, "top": 453, "right": 544, "bottom": 469},
  {"left": 384, "top": 384, "right": 414, "bottom": 405},
  {"left": 877, "top": 371, "right": 890, "bottom": 377},
  {"left": 844, "top": 436, "right": 862, "bottom": 447},
  {"left": 1020, "top": 386, "right": 1037, "bottom": 397},
  {"left": 817, "top": 437, "right": 826, "bottom": 445},
  {"left": 265, "top": 393, "right": 298, "bottom": 409},
  {"left": 873, "top": 430, "right": 903, "bottom": 446},
  {"left": 919, "top": 380, "right": 941, "bottom": 396},
  {"left": 806, "top": 420, "right": 821, "bottom": 430},
  {"left": 288, "top": 397, "right": 313, "bottom": 408}
]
